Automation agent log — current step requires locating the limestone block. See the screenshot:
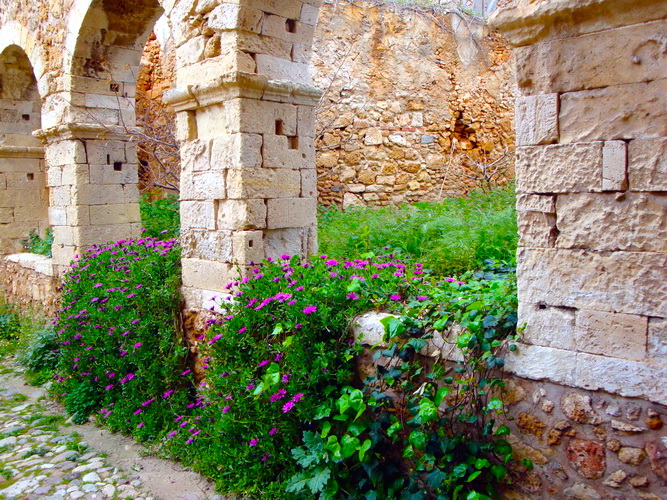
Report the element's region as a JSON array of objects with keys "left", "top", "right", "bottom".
[
  {"left": 75, "top": 223, "right": 141, "bottom": 247},
  {"left": 574, "top": 353, "right": 667, "bottom": 406},
  {"left": 13, "top": 206, "right": 47, "bottom": 223},
  {"left": 176, "top": 53, "right": 239, "bottom": 87},
  {"left": 352, "top": 312, "right": 397, "bottom": 346},
  {"left": 88, "top": 164, "right": 138, "bottom": 185},
  {"left": 267, "top": 197, "right": 316, "bottom": 229},
  {"left": 555, "top": 193, "right": 667, "bottom": 252},
  {"left": 343, "top": 192, "right": 363, "bottom": 209},
  {"left": 66, "top": 206, "right": 90, "bottom": 226},
  {"left": 575, "top": 309, "right": 648, "bottom": 361},
  {"left": 232, "top": 31, "right": 292, "bottom": 60},
  {"left": 180, "top": 170, "right": 226, "bottom": 201},
  {"left": 85, "top": 140, "right": 127, "bottom": 165},
  {"left": 52, "top": 226, "right": 75, "bottom": 247},
  {"left": 262, "top": 135, "right": 311, "bottom": 169},
  {"left": 516, "top": 194, "right": 555, "bottom": 213},
  {"left": 33, "top": 258, "right": 54, "bottom": 277},
  {"left": 265, "top": 227, "right": 306, "bottom": 260},
  {"left": 232, "top": 230, "right": 266, "bottom": 265},
  {"left": 602, "top": 141, "right": 627, "bottom": 191},
  {"left": 176, "top": 36, "right": 206, "bottom": 67},
  {"left": 300, "top": 2, "right": 320, "bottom": 25},
  {"left": 505, "top": 344, "right": 578, "bottom": 387},
  {"left": 0, "top": 174, "right": 5, "bottom": 190},
  {"left": 71, "top": 184, "right": 125, "bottom": 205},
  {"left": 628, "top": 138, "right": 667, "bottom": 191},
  {"left": 123, "top": 184, "right": 140, "bottom": 204},
  {"left": 180, "top": 140, "right": 211, "bottom": 172},
  {"left": 207, "top": 4, "right": 263, "bottom": 33},
  {"left": 244, "top": 0, "right": 302, "bottom": 18},
  {"left": 297, "top": 105, "right": 315, "bottom": 138},
  {"left": 648, "top": 318, "right": 667, "bottom": 361},
  {"left": 517, "top": 247, "right": 667, "bottom": 317},
  {"left": 210, "top": 133, "right": 263, "bottom": 169},
  {"left": 216, "top": 199, "right": 267, "bottom": 230},
  {"left": 261, "top": 15, "right": 315, "bottom": 45},
  {"left": 180, "top": 201, "right": 217, "bottom": 230},
  {"left": 291, "top": 43, "right": 312, "bottom": 64},
  {"left": 47, "top": 207, "right": 66, "bottom": 226},
  {"left": 226, "top": 168, "right": 301, "bottom": 198},
  {"left": 514, "top": 20, "right": 667, "bottom": 95},
  {"left": 515, "top": 94, "right": 559, "bottom": 146},
  {"left": 49, "top": 186, "right": 72, "bottom": 207},
  {"left": 83, "top": 93, "right": 135, "bottom": 112},
  {"left": 51, "top": 245, "right": 77, "bottom": 267},
  {"left": 306, "top": 225, "right": 318, "bottom": 255},
  {"left": 45, "top": 141, "right": 86, "bottom": 167},
  {"left": 5, "top": 172, "right": 44, "bottom": 190},
  {"left": 255, "top": 54, "right": 310, "bottom": 84},
  {"left": 516, "top": 142, "right": 603, "bottom": 193},
  {"left": 517, "top": 210, "right": 557, "bottom": 248},
  {"left": 181, "top": 258, "right": 232, "bottom": 292},
  {"left": 559, "top": 79, "right": 667, "bottom": 143},
  {"left": 364, "top": 128, "right": 383, "bottom": 146},
  {"left": 88, "top": 204, "right": 141, "bottom": 225},
  {"left": 301, "top": 169, "right": 317, "bottom": 198},
  {"left": 517, "top": 302, "right": 576, "bottom": 350},
  {"left": 181, "top": 229, "right": 233, "bottom": 262},
  {"left": 0, "top": 208, "right": 13, "bottom": 224},
  {"left": 175, "top": 111, "right": 197, "bottom": 142}
]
